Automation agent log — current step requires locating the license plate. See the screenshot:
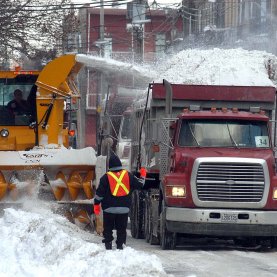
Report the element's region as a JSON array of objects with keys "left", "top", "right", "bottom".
[{"left": 221, "top": 213, "right": 238, "bottom": 223}]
